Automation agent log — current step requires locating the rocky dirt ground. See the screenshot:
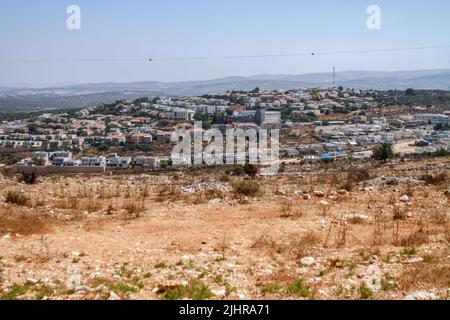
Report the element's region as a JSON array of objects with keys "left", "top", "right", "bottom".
[{"left": 0, "top": 157, "right": 449, "bottom": 300}]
